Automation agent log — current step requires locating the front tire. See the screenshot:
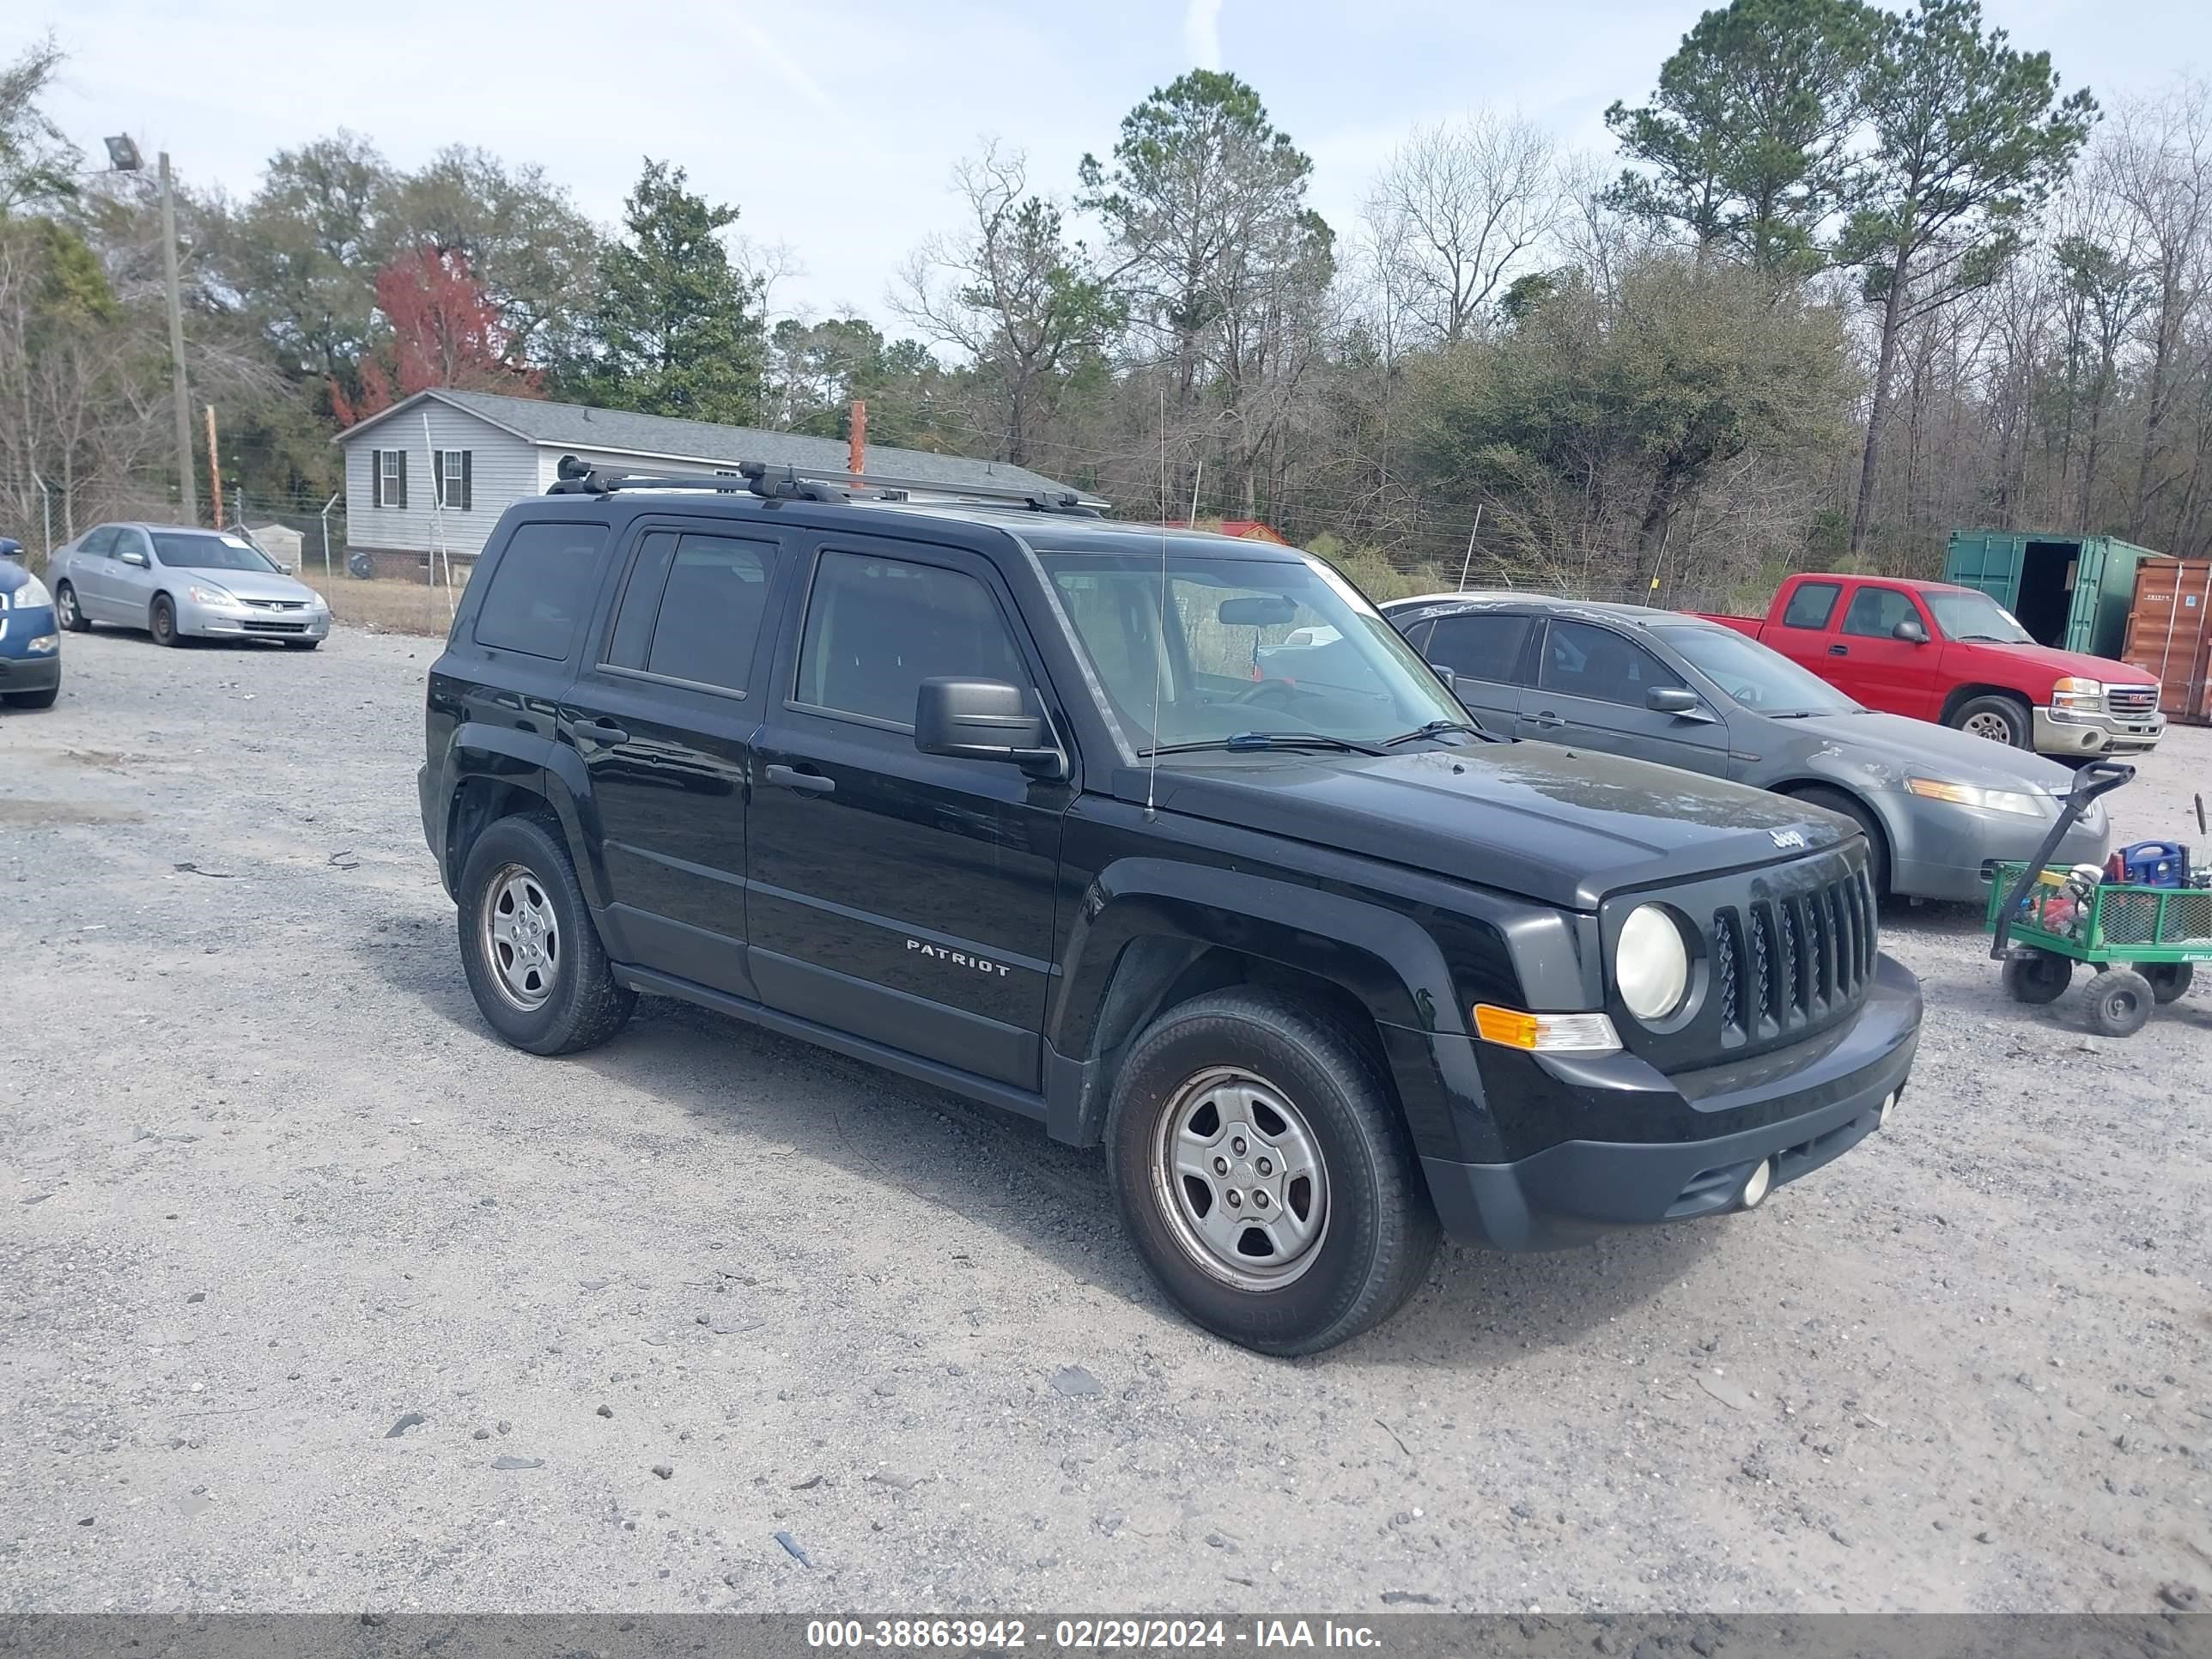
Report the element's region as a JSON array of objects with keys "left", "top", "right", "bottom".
[
  {"left": 1792, "top": 786, "right": 1891, "bottom": 896},
  {"left": 149, "top": 594, "right": 181, "bottom": 647},
  {"left": 1104, "top": 989, "right": 1438, "bottom": 1355},
  {"left": 1951, "top": 693, "right": 2030, "bottom": 748},
  {"left": 283, "top": 639, "right": 322, "bottom": 651},
  {"left": 457, "top": 812, "right": 635, "bottom": 1055},
  {"left": 3, "top": 686, "right": 58, "bottom": 709},
  {"left": 55, "top": 582, "right": 91, "bottom": 632},
  {"left": 2087, "top": 968, "right": 2154, "bottom": 1037}
]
